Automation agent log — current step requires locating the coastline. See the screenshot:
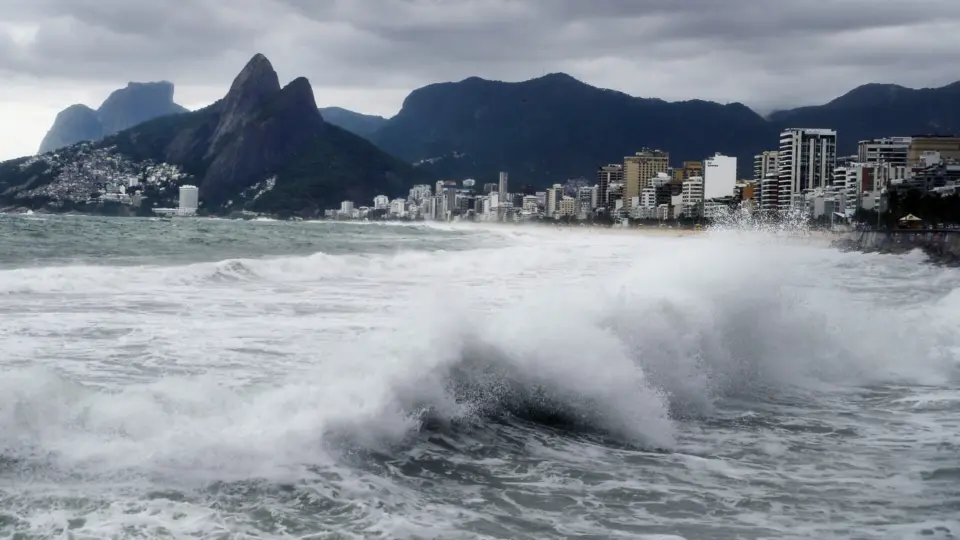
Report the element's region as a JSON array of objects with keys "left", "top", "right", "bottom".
[{"left": 832, "top": 229, "right": 960, "bottom": 267}]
